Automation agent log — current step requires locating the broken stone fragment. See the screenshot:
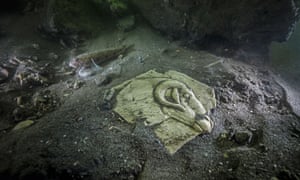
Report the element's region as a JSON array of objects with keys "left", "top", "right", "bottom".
[{"left": 12, "top": 120, "right": 34, "bottom": 131}]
